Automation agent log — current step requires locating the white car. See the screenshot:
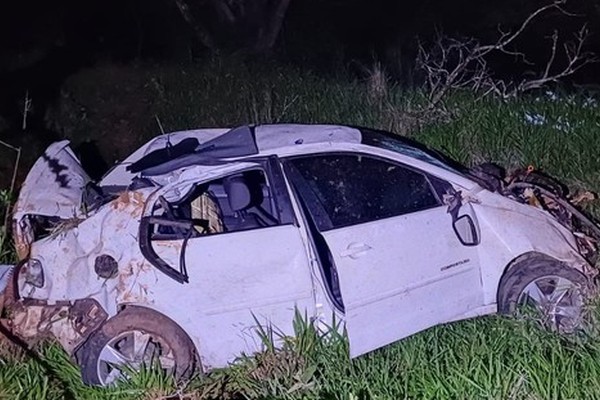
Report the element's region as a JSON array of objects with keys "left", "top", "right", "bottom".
[{"left": 7, "top": 124, "right": 599, "bottom": 385}]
